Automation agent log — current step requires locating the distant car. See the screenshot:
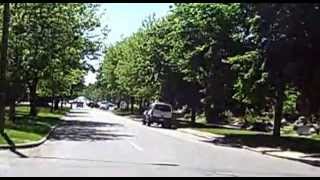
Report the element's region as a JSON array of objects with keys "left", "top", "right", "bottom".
[
  {"left": 100, "top": 103, "right": 109, "bottom": 110},
  {"left": 88, "top": 102, "right": 100, "bottom": 108},
  {"left": 107, "top": 103, "right": 115, "bottom": 110},
  {"left": 76, "top": 102, "right": 84, "bottom": 108},
  {"left": 142, "top": 102, "right": 173, "bottom": 128},
  {"left": 100, "top": 102, "right": 115, "bottom": 110}
]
